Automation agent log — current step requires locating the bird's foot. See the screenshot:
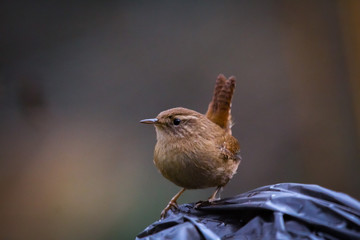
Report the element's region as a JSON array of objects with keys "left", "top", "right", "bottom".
[
  {"left": 194, "top": 200, "right": 208, "bottom": 209},
  {"left": 208, "top": 196, "right": 221, "bottom": 203},
  {"left": 160, "top": 200, "right": 178, "bottom": 219},
  {"left": 194, "top": 199, "right": 217, "bottom": 208},
  {"left": 194, "top": 195, "right": 221, "bottom": 209},
  {"left": 160, "top": 188, "right": 186, "bottom": 219}
]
